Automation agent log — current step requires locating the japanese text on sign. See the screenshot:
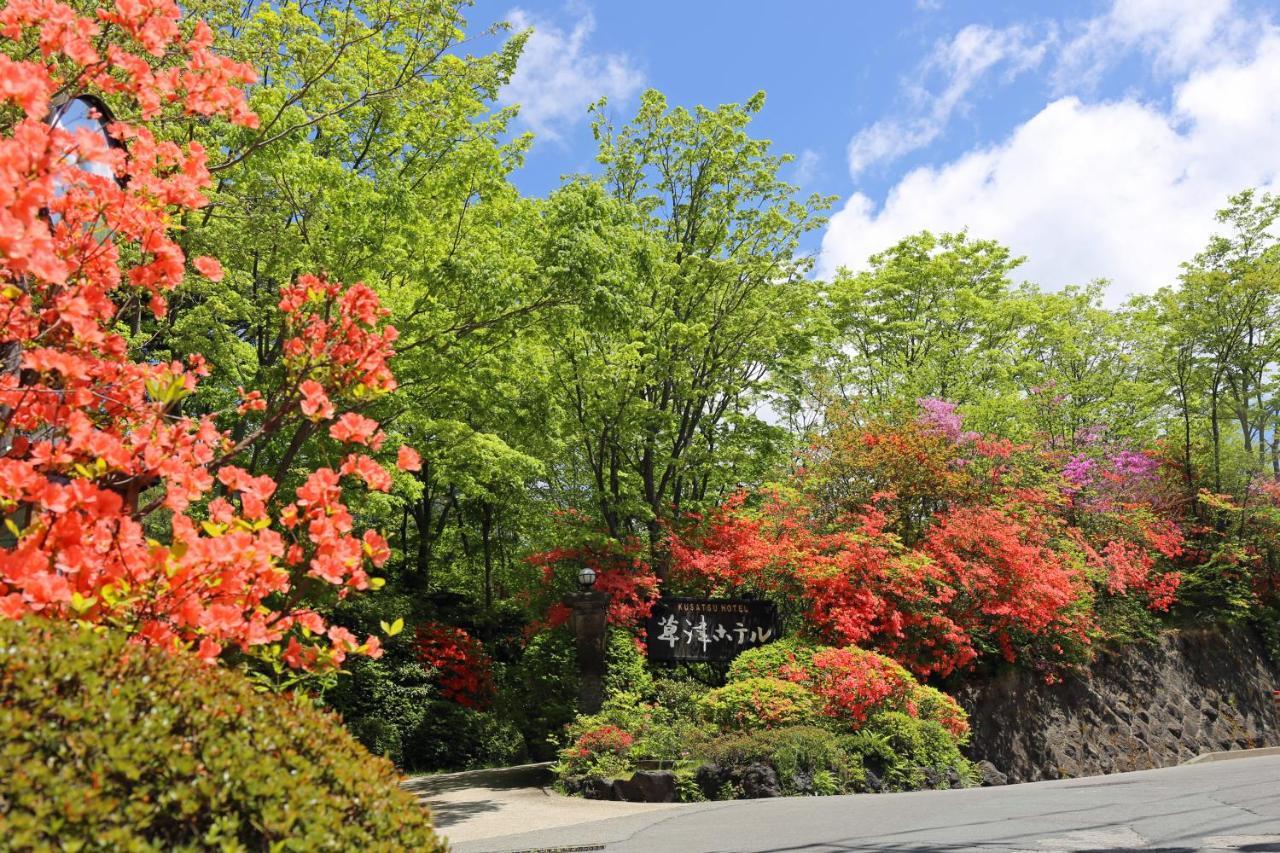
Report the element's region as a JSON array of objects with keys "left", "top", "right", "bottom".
[{"left": 645, "top": 597, "right": 780, "bottom": 662}]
